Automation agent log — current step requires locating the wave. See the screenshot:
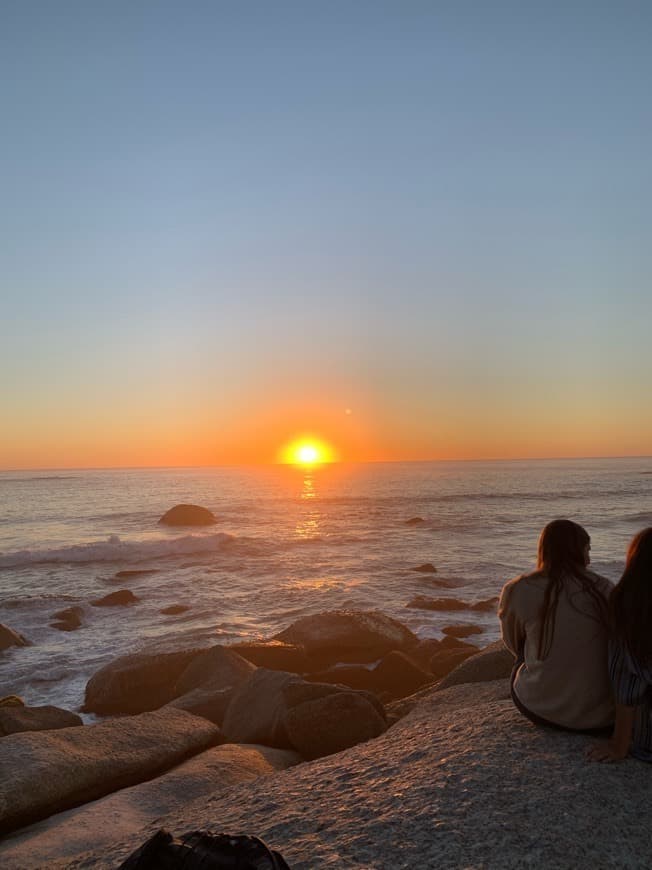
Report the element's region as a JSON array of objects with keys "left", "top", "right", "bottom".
[
  {"left": 0, "top": 475, "right": 79, "bottom": 483},
  {"left": 0, "top": 532, "right": 236, "bottom": 569}
]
